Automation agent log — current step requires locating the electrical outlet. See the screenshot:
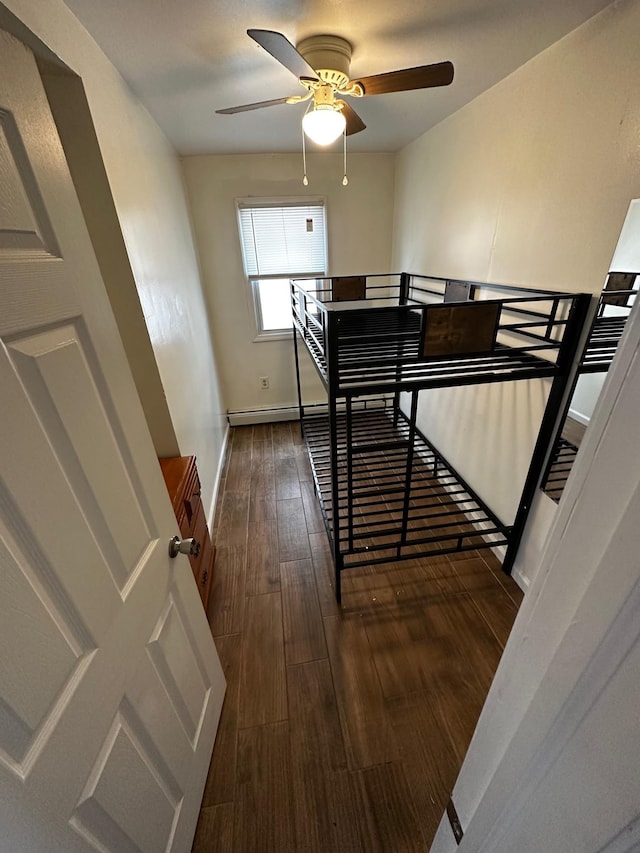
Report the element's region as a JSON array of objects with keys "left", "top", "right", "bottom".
[{"left": 259, "top": 376, "right": 270, "bottom": 390}]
